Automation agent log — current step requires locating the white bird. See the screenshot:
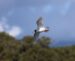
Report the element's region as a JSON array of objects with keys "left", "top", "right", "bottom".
[{"left": 34, "top": 17, "right": 49, "bottom": 43}]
